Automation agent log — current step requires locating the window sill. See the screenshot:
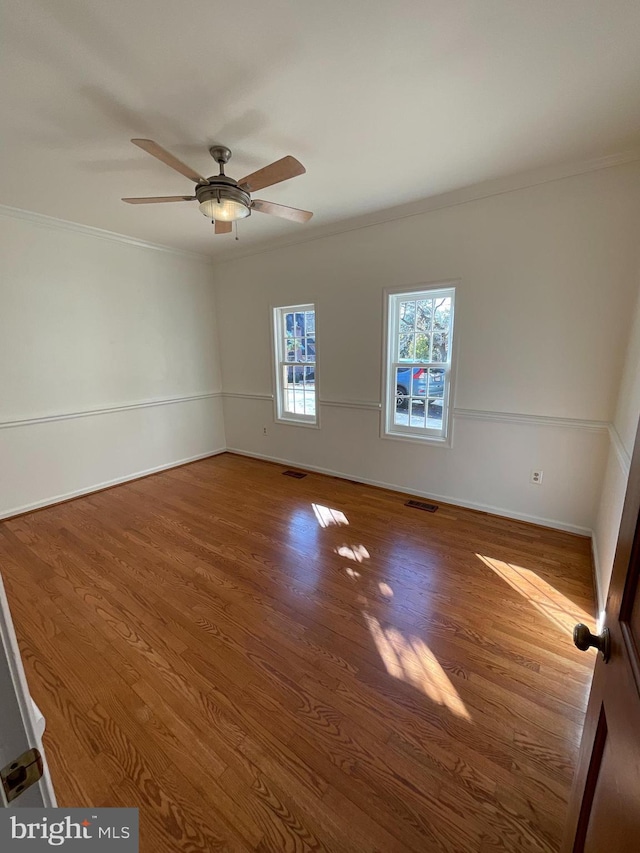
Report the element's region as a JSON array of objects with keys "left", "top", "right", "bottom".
[
  {"left": 382, "top": 428, "right": 452, "bottom": 448},
  {"left": 275, "top": 415, "right": 320, "bottom": 430}
]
